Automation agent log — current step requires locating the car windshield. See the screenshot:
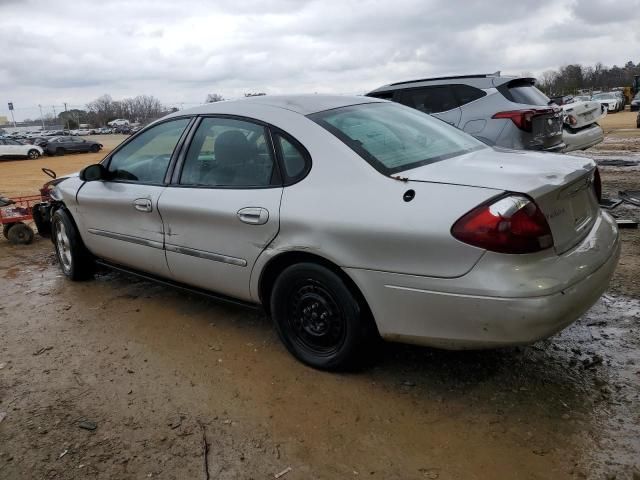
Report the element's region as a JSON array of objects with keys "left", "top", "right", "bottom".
[
  {"left": 593, "top": 93, "right": 614, "bottom": 99},
  {"left": 309, "top": 102, "right": 485, "bottom": 175}
]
